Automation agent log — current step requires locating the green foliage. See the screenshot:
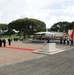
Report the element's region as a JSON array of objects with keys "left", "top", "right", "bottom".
[
  {"left": 50, "top": 21, "right": 72, "bottom": 32},
  {"left": 2, "top": 35, "right": 23, "bottom": 40},
  {"left": 3, "top": 29, "right": 15, "bottom": 36},
  {"left": 0, "top": 23, "right": 8, "bottom": 30},
  {"left": 8, "top": 18, "right": 46, "bottom": 38},
  {"left": 0, "top": 23, "right": 7, "bottom": 26}
]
